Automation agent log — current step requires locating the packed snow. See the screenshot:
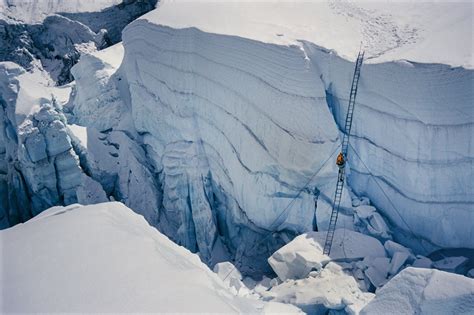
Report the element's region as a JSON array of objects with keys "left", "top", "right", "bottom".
[
  {"left": 0, "top": 202, "right": 301, "bottom": 313},
  {"left": 144, "top": 0, "right": 473, "bottom": 68}
]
